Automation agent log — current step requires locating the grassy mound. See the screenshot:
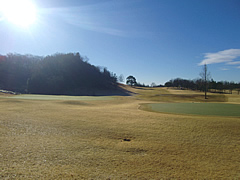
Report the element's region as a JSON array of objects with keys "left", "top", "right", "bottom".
[
  {"left": 141, "top": 103, "right": 240, "bottom": 117},
  {"left": 127, "top": 87, "right": 228, "bottom": 102}
]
